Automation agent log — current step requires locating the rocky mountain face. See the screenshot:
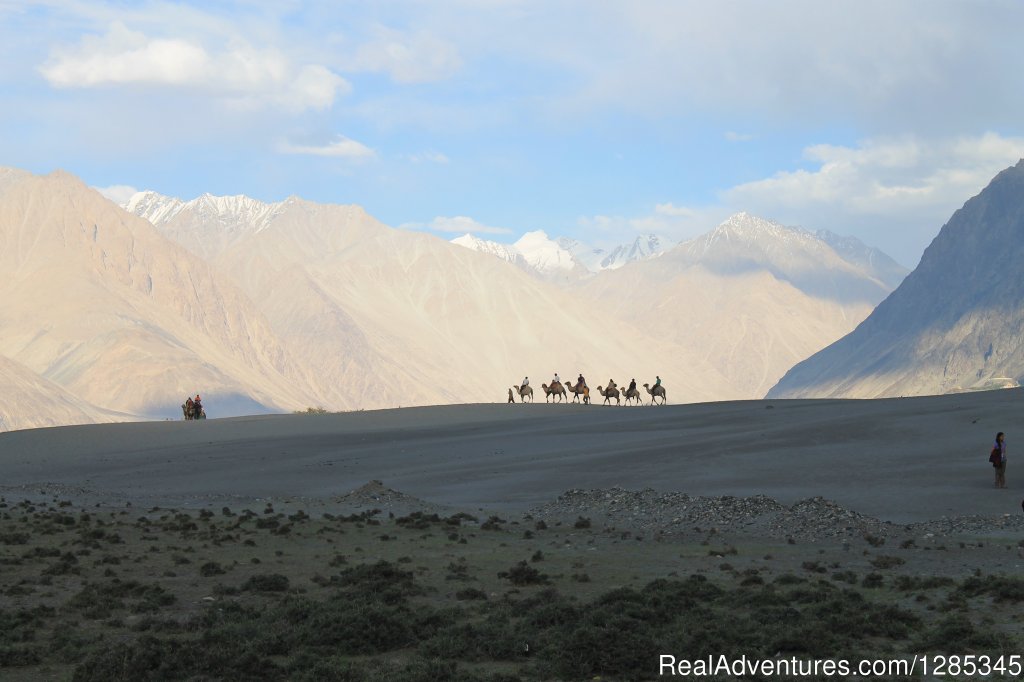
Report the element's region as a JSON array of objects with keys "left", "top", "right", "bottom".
[{"left": 769, "top": 160, "right": 1024, "bottom": 399}]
